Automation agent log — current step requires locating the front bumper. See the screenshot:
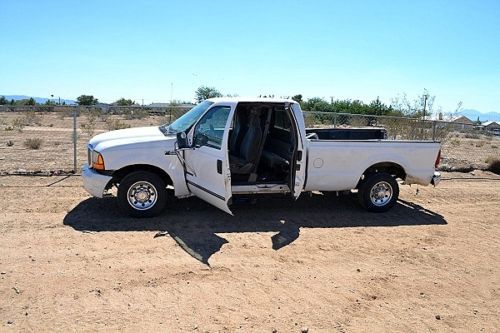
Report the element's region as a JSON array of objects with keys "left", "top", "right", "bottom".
[
  {"left": 431, "top": 171, "right": 441, "bottom": 186},
  {"left": 82, "top": 164, "right": 113, "bottom": 198}
]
